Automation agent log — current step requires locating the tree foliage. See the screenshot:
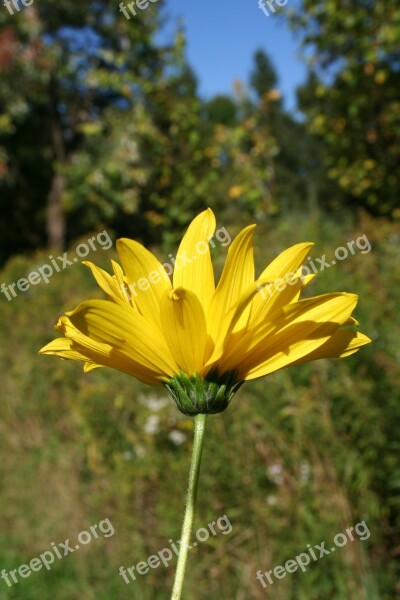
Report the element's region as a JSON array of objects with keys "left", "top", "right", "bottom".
[
  {"left": 292, "top": 0, "right": 400, "bottom": 216},
  {"left": 0, "top": 0, "right": 178, "bottom": 256},
  {"left": 1, "top": 1, "right": 397, "bottom": 267}
]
